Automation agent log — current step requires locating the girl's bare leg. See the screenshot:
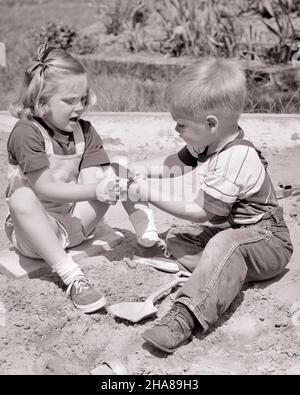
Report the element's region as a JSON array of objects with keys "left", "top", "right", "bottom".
[
  {"left": 72, "top": 199, "right": 110, "bottom": 237},
  {"left": 9, "top": 187, "right": 106, "bottom": 313},
  {"left": 110, "top": 156, "right": 160, "bottom": 246},
  {"left": 8, "top": 187, "right": 70, "bottom": 268},
  {"left": 75, "top": 167, "right": 111, "bottom": 235}
]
